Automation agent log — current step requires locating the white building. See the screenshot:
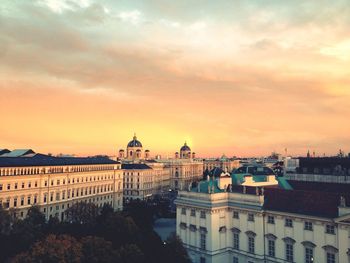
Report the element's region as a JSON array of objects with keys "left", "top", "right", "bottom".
[
  {"left": 175, "top": 170, "right": 350, "bottom": 263},
  {"left": 0, "top": 150, "right": 123, "bottom": 220}
]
